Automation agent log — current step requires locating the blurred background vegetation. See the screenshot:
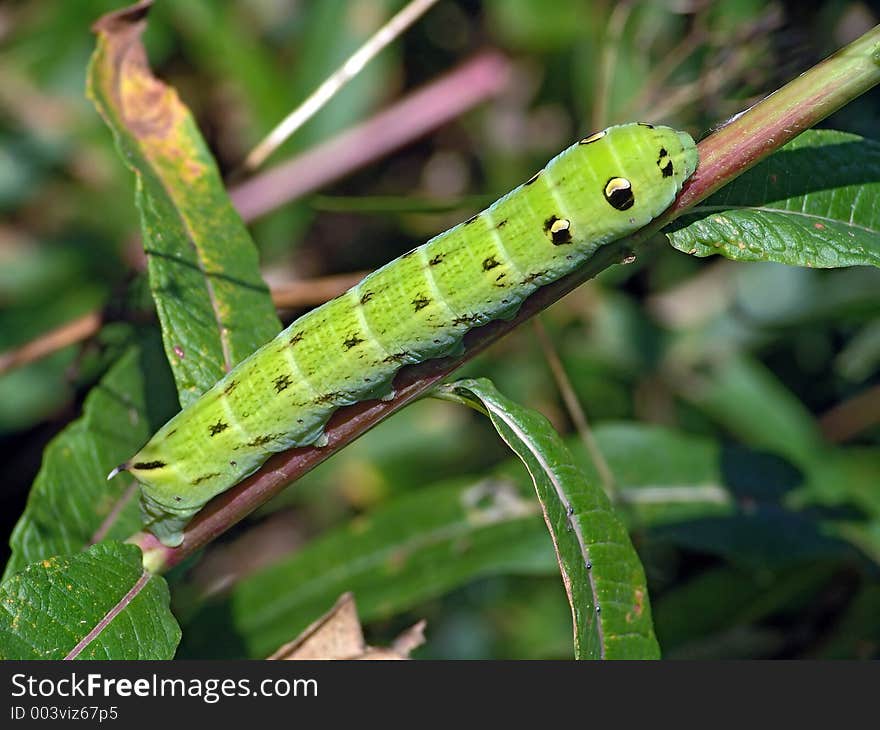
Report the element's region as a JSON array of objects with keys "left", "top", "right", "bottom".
[{"left": 2, "top": 0, "right": 879, "bottom": 658}]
